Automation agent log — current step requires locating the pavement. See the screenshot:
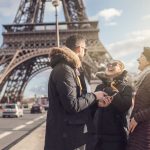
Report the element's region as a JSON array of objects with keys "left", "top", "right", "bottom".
[
  {"left": 10, "top": 123, "right": 46, "bottom": 150},
  {"left": 0, "top": 108, "right": 2, "bottom": 115},
  {"left": 0, "top": 82, "right": 98, "bottom": 150}
]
